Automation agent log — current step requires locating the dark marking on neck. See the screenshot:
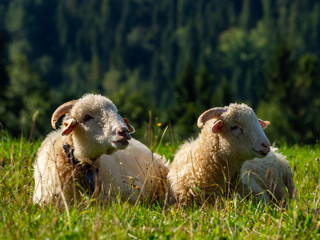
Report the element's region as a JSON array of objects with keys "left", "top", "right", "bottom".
[{"left": 62, "top": 143, "right": 100, "bottom": 196}]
